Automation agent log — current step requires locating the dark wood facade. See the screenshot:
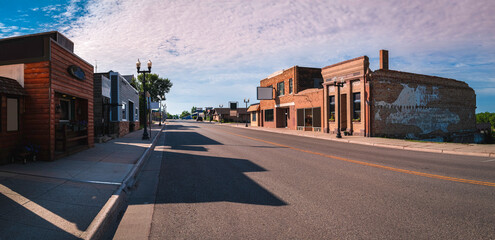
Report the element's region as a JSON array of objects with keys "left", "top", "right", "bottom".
[{"left": 0, "top": 32, "right": 94, "bottom": 161}]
